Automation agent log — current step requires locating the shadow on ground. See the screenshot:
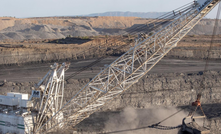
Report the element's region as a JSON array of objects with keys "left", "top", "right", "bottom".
[{"left": 49, "top": 37, "right": 92, "bottom": 44}]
